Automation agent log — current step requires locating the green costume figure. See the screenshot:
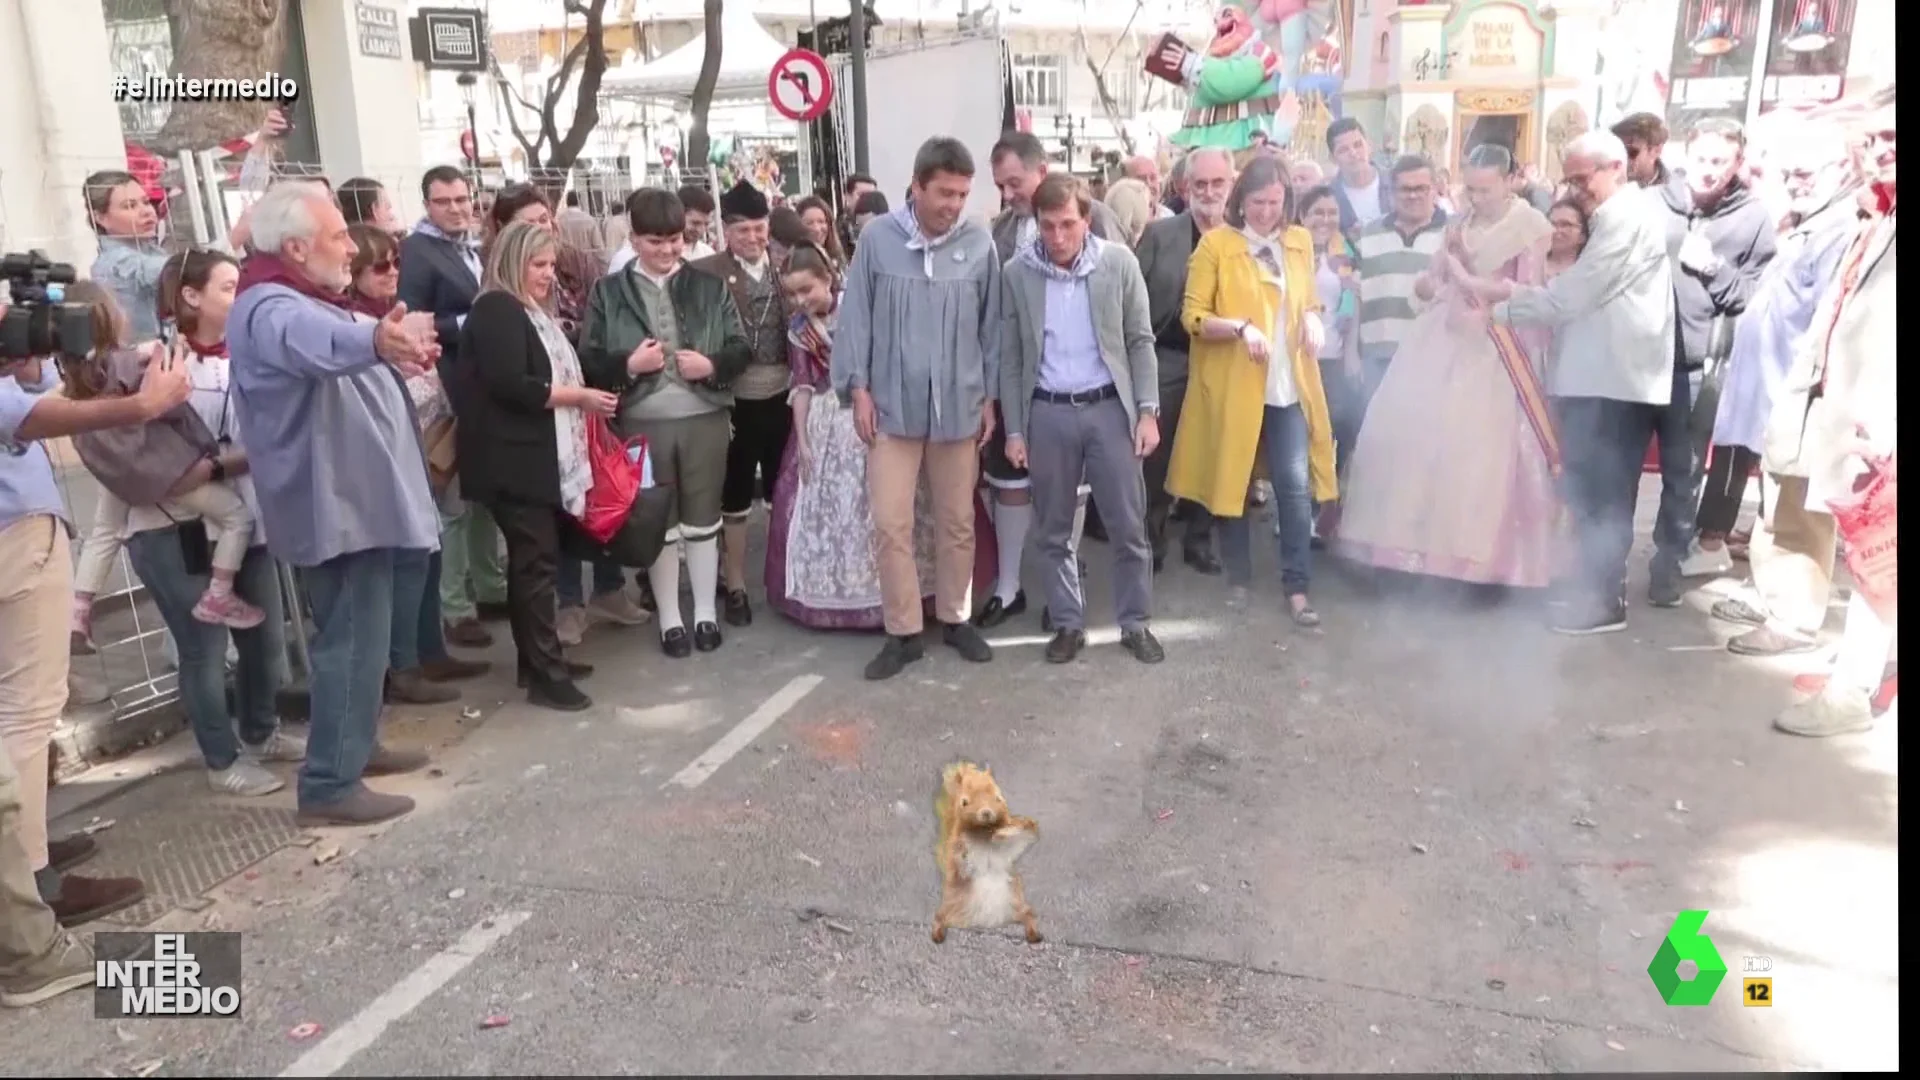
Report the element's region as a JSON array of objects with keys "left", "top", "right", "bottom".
[{"left": 1147, "top": 4, "right": 1283, "bottom": 152}]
